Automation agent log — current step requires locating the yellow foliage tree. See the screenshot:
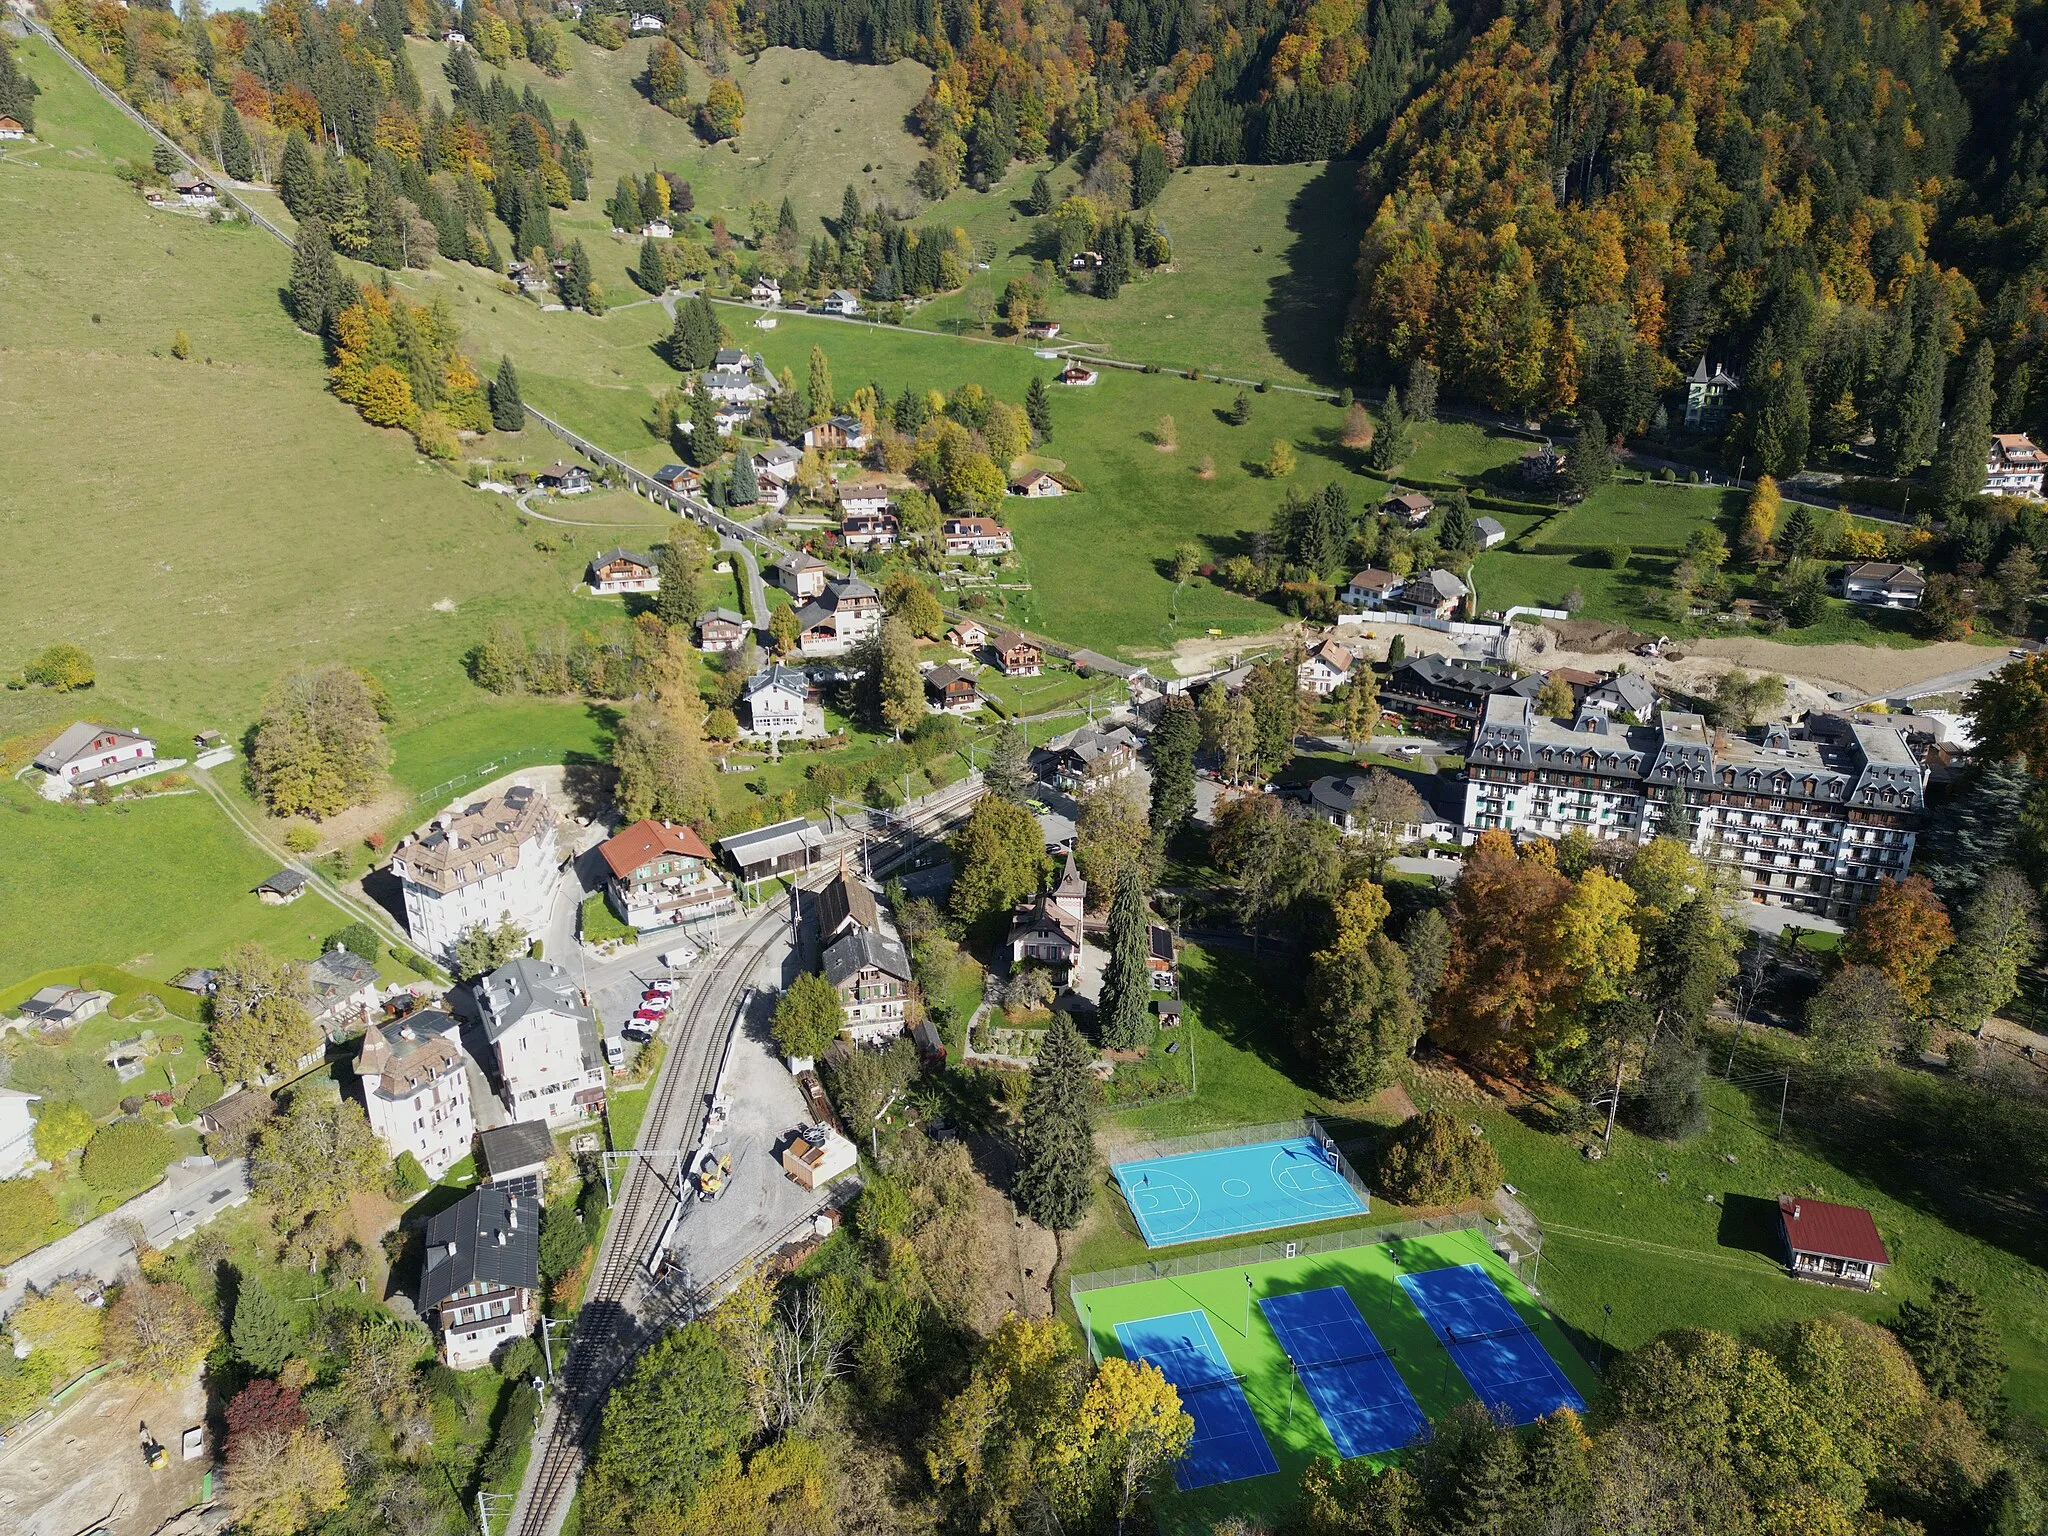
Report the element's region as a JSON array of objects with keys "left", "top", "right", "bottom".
[
  {"left": 1047, "top": 1356, "right": 1194, "bottom": 1529},
  {"left": 353, "top": 363, "right": 417, "bottom": 428},
  {"left": 1742, "top": 475, "right": 1781, "bottom": 564}
]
